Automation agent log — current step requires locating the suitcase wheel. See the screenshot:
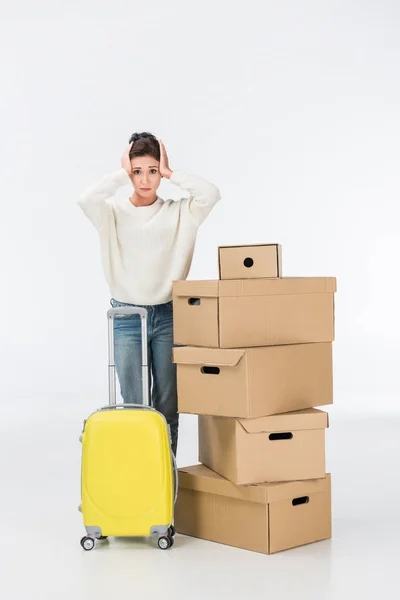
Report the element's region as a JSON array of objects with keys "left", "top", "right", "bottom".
[
  {"left": 157, "top": 535, "right": 174, "bottom": 550},
  {"left": 168, "top": 526, "right": 176, "bottom": 538},
  {"left": 80, "top": 536, "right": 95, "bottom": 551}
]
